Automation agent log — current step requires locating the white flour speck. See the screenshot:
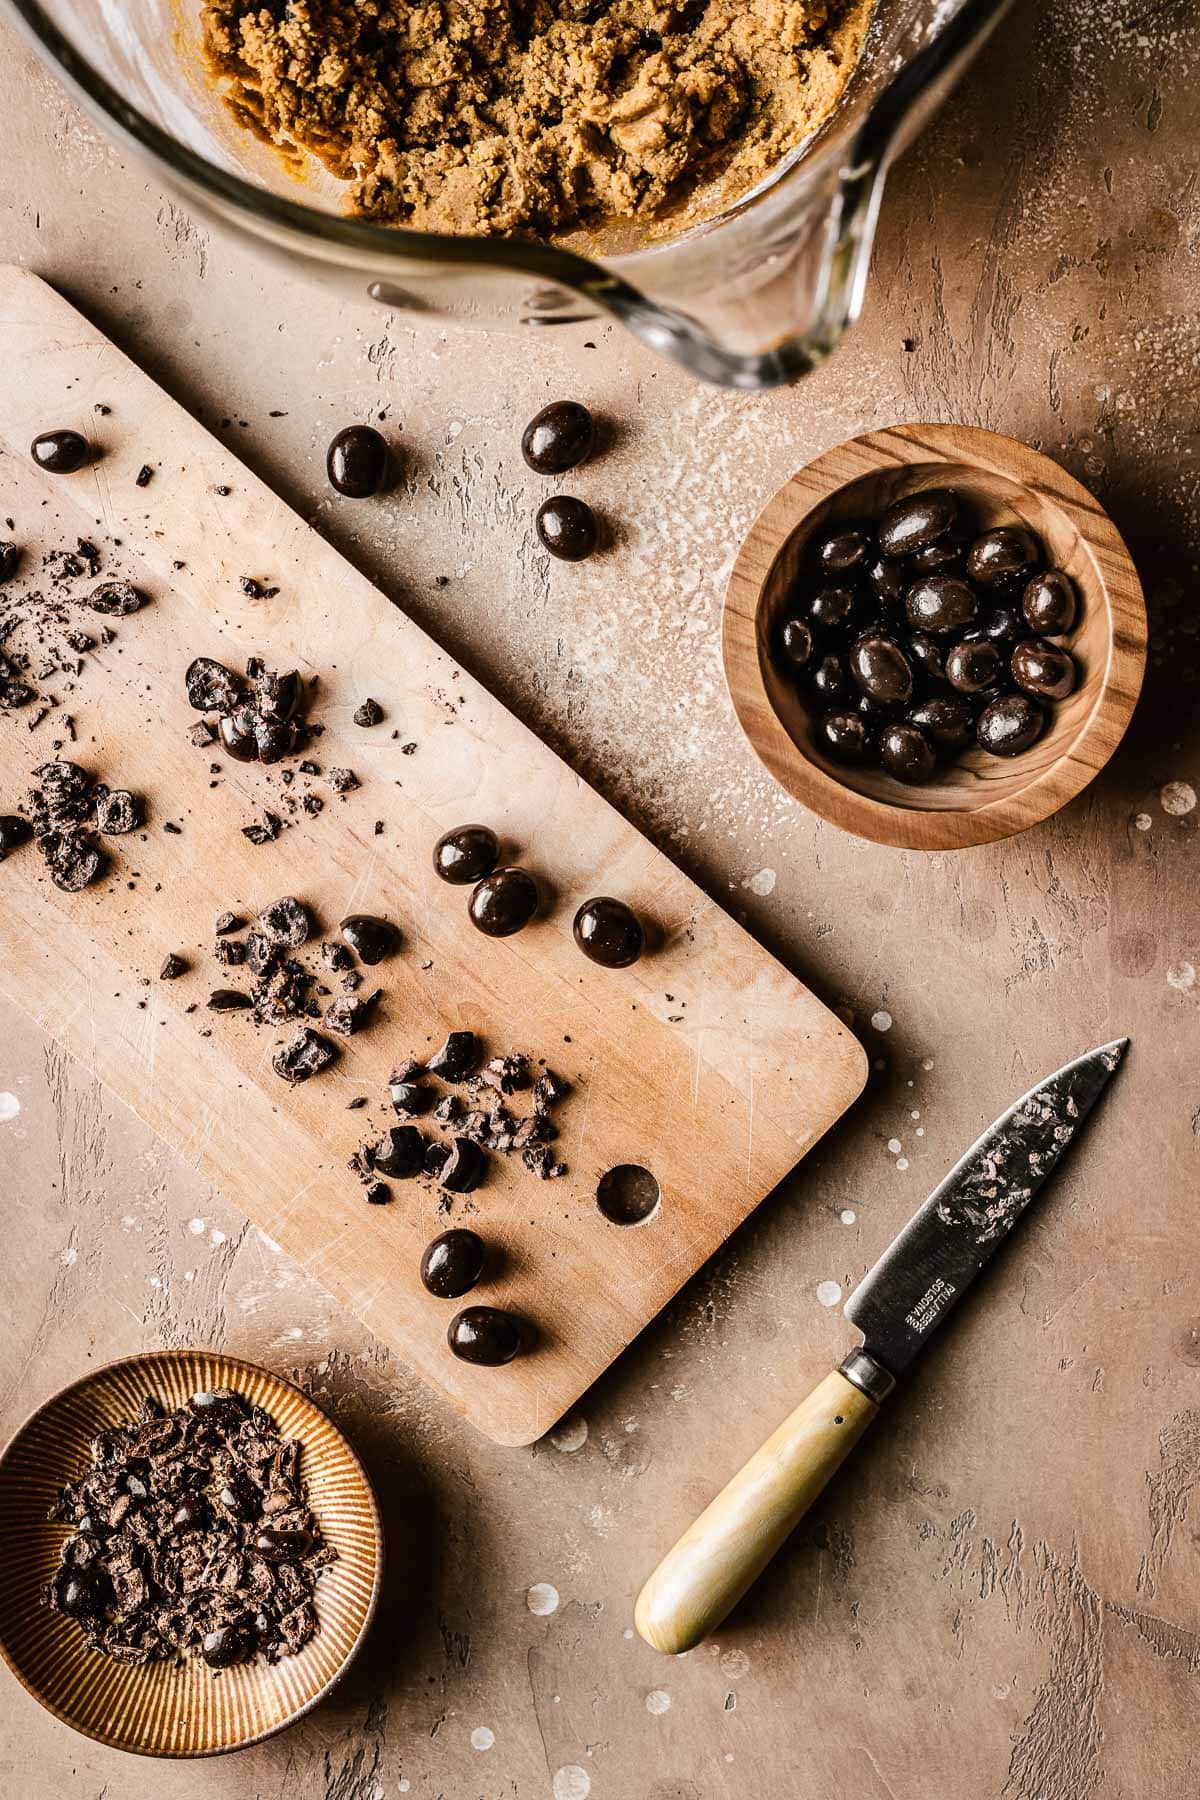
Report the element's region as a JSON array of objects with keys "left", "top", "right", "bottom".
[
  {"left": 745, "top": 867, "right": 776, "bottom": 896},
  {"left": 1135, "top": 812, "right": 1153, "bottom": 830},
  {"left": 897, "top": 1158, "right": 910, "bottom": 1171},
  {"left": 646, "top": 1690, "right": 672, "bottom": 1715},
  {"left": 816, "top": 1280, "right": 842, "bottom": 1307},
  {"left": 210, "top": 1228, "right": 226, "bottom": 1246},
  {"left": 60, "top": 1246, "right": 77, "bottom": 1266},
  {"left": 0, "top": 1093, "right": 20, "bottom": 1123},
  {"left": 916, "top": 1128, "right": 925, "bottom": 1138},
  {"left": 188, "top": 1218, "right": 206, "bottom": 1235},
  {"left": 840, "top": 1209, "right": 856, "bottom": 1225},
  {"left": 548, "top": 1414, "right": 588, "bottom": 1453},
  {"left": 553, "top": 1768, "right": 591, "bottom": 1800},
  {"left": 910, "top": 1110, "right": 921, "bottom": 1120},
  {"left": 887, "top": 1139, "right": 902, "bottom": 1155},
  {"left": 1161, "top": 782, "right": 1196, "bottom": 817},
  {"left": 527, "top": 1582, "right": 560, "bottom": 1616},
  {"left": 184, "top": 1270, "right": 195, "bottom": 1282},
  {"left": 922, "top": 1058, "right": 935, "bottom": 1071},
  {"left": 623, "top": 1628, "right": 634, "bottom": 1639},
  {"left": 1167, "top": 962, "right": 1196, "bottom": 993},
  {"left": 470, "top": 1727, "right": 495, "bottom": 1752},
  {"left": 399, "top": 1784, "right": 411, "bottom": 1795},
  {"left": 871, "top": 1010, "right": 893, "bottom": 1032}
]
